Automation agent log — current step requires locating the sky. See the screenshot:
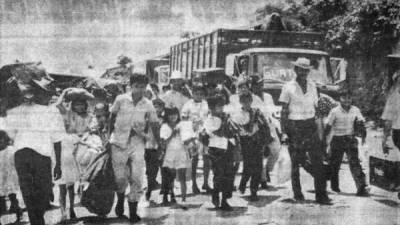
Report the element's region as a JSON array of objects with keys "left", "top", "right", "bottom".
[{"left": 0, "top": 0, "right": 270, "bottom": 75}]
